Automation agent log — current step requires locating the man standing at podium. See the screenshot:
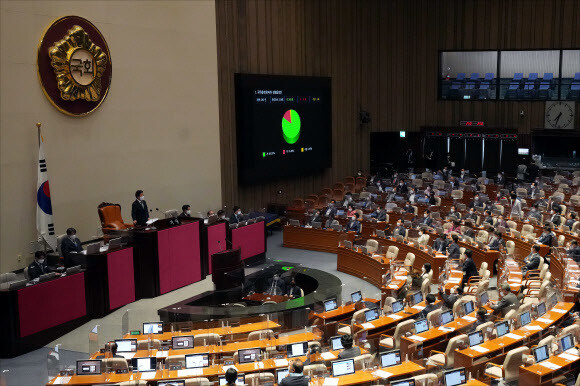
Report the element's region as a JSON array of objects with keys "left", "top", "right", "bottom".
[{"left": 131, "top": 190, "right": 149, "bottom": 226}]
